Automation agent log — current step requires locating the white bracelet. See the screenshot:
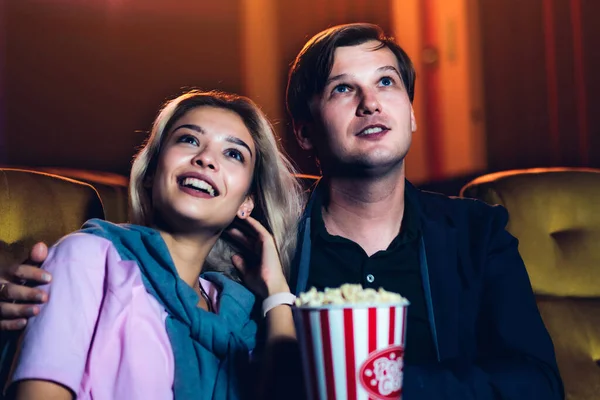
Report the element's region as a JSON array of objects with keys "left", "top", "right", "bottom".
[{"left": 262, "top": 292, "right": 297, "bottom": 316}]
